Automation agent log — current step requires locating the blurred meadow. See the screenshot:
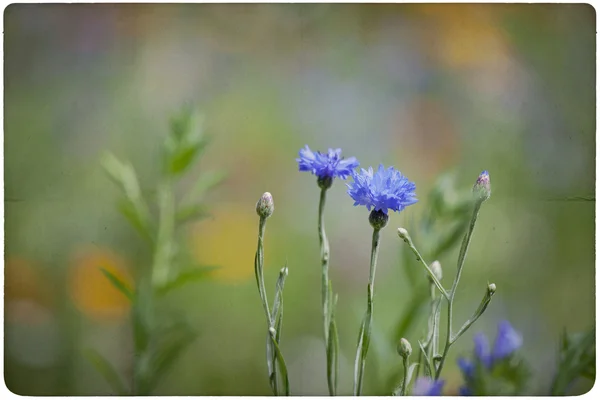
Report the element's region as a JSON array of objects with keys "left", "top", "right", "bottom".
[{"left": 3, "top": 3, "right": 595, "bottom": 396}]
